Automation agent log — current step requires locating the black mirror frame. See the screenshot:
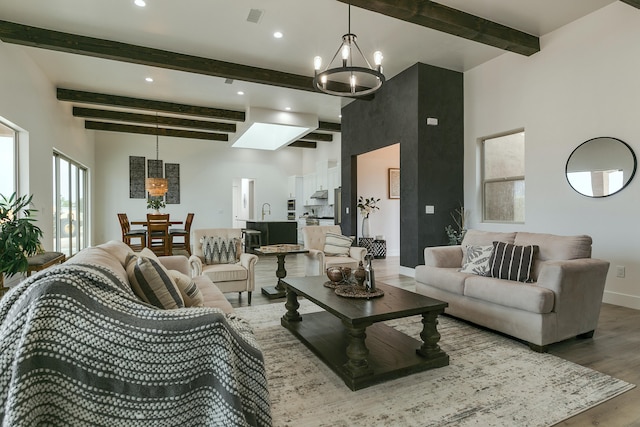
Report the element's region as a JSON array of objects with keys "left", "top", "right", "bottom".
[{"left": 565, "top": 136, "right": 637, "bottom": 198}]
